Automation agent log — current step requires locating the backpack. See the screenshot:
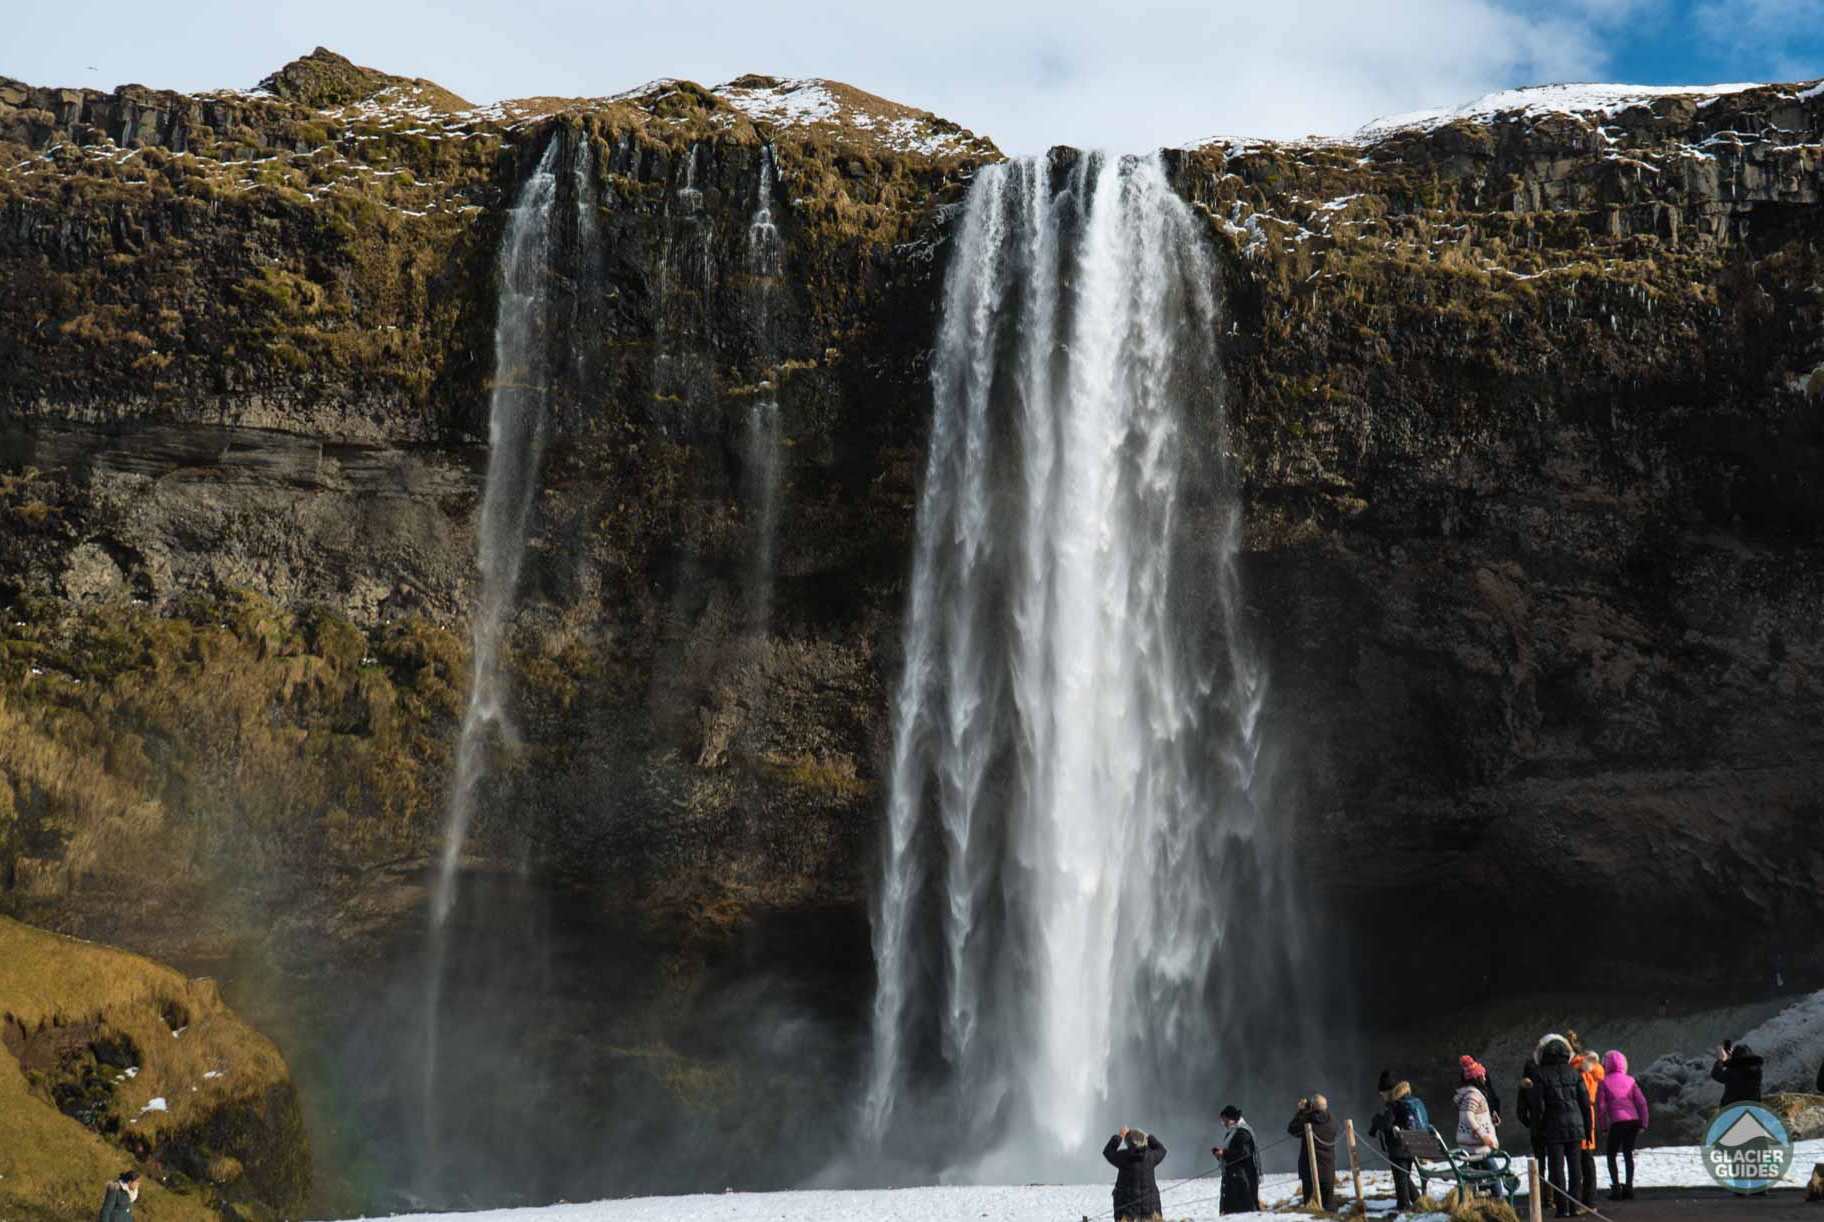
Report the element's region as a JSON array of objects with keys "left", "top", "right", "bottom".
[{"left": 1399, "top": 1095, "right": 1431, "bottom": 1132}]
